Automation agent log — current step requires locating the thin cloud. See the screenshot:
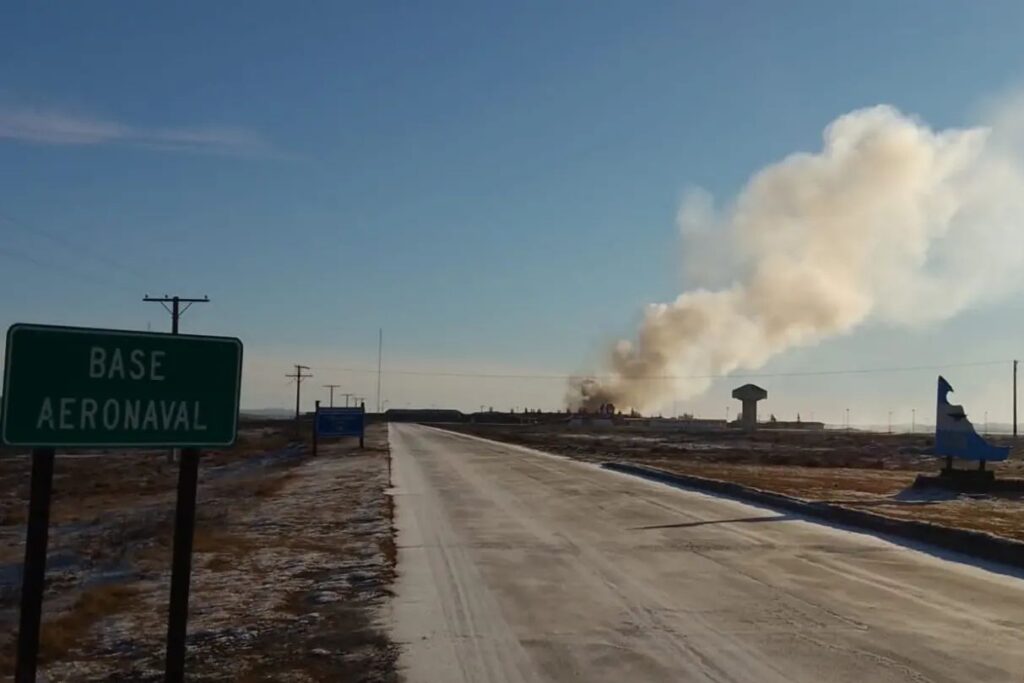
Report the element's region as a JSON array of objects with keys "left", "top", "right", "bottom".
[{"left": 0, "top": 104, "right": 274, "bottom": 157}]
